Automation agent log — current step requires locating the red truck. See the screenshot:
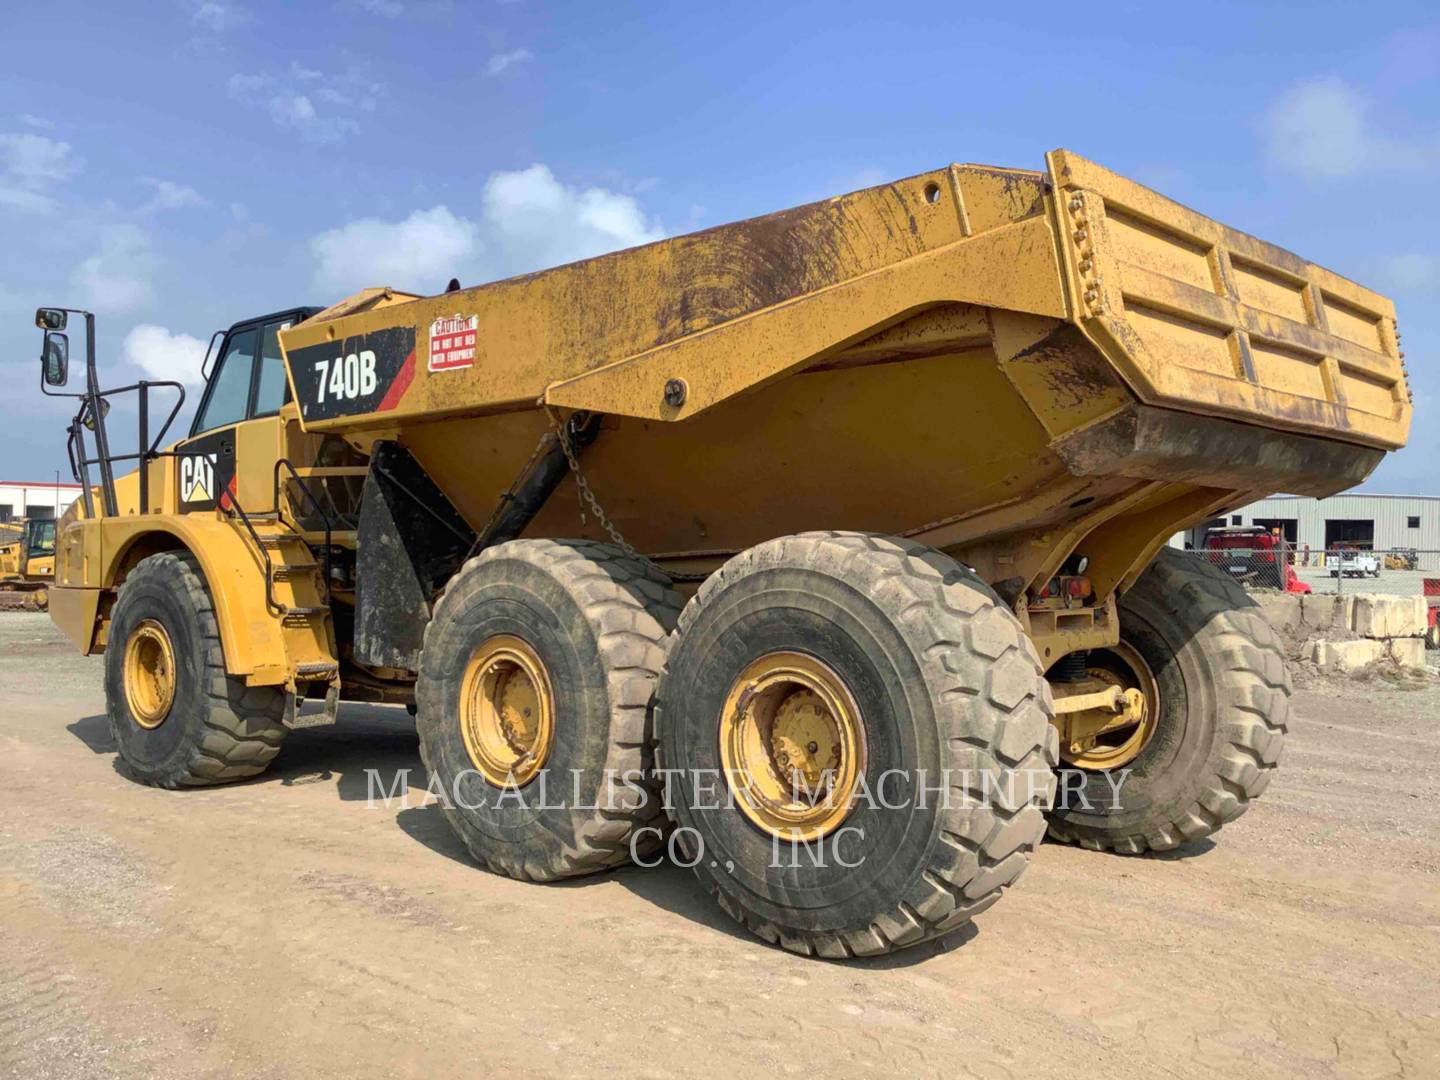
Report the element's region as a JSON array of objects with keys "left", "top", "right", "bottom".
[{"left": 1202, "top": 527, "right": 1309, "bottom": 593}]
